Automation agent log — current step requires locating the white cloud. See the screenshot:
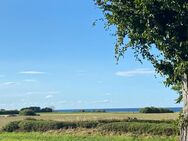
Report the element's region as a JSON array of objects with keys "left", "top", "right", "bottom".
[
  {"left": 97, "top": 81, "right": 103, "bottom": 84},
  {"left": 20, "top": 71, "right": 45, "bottom": 74},
  {"left": 92, "top": 99, "right": 111, "bottom": 104},
  {"left": 26, "top": 91, "right": 60, "bottom": 95},
  {"left": 76, "top": 100, "right": 83, "bottom": 104},
  {"left": 115, "top": 68, "right": 155, "bottom": 77},
  {"left": 45, "top": 95, "right": 53, "bottom": 99},
  {"left": 105, "top": 93, "right": 111, "bottom": 96},
  {"left": 3, "top": 82, "right": 18, "bottom": 86},
  {"left": 58, "top": 100, "right": 67, "bottom": 104}
]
